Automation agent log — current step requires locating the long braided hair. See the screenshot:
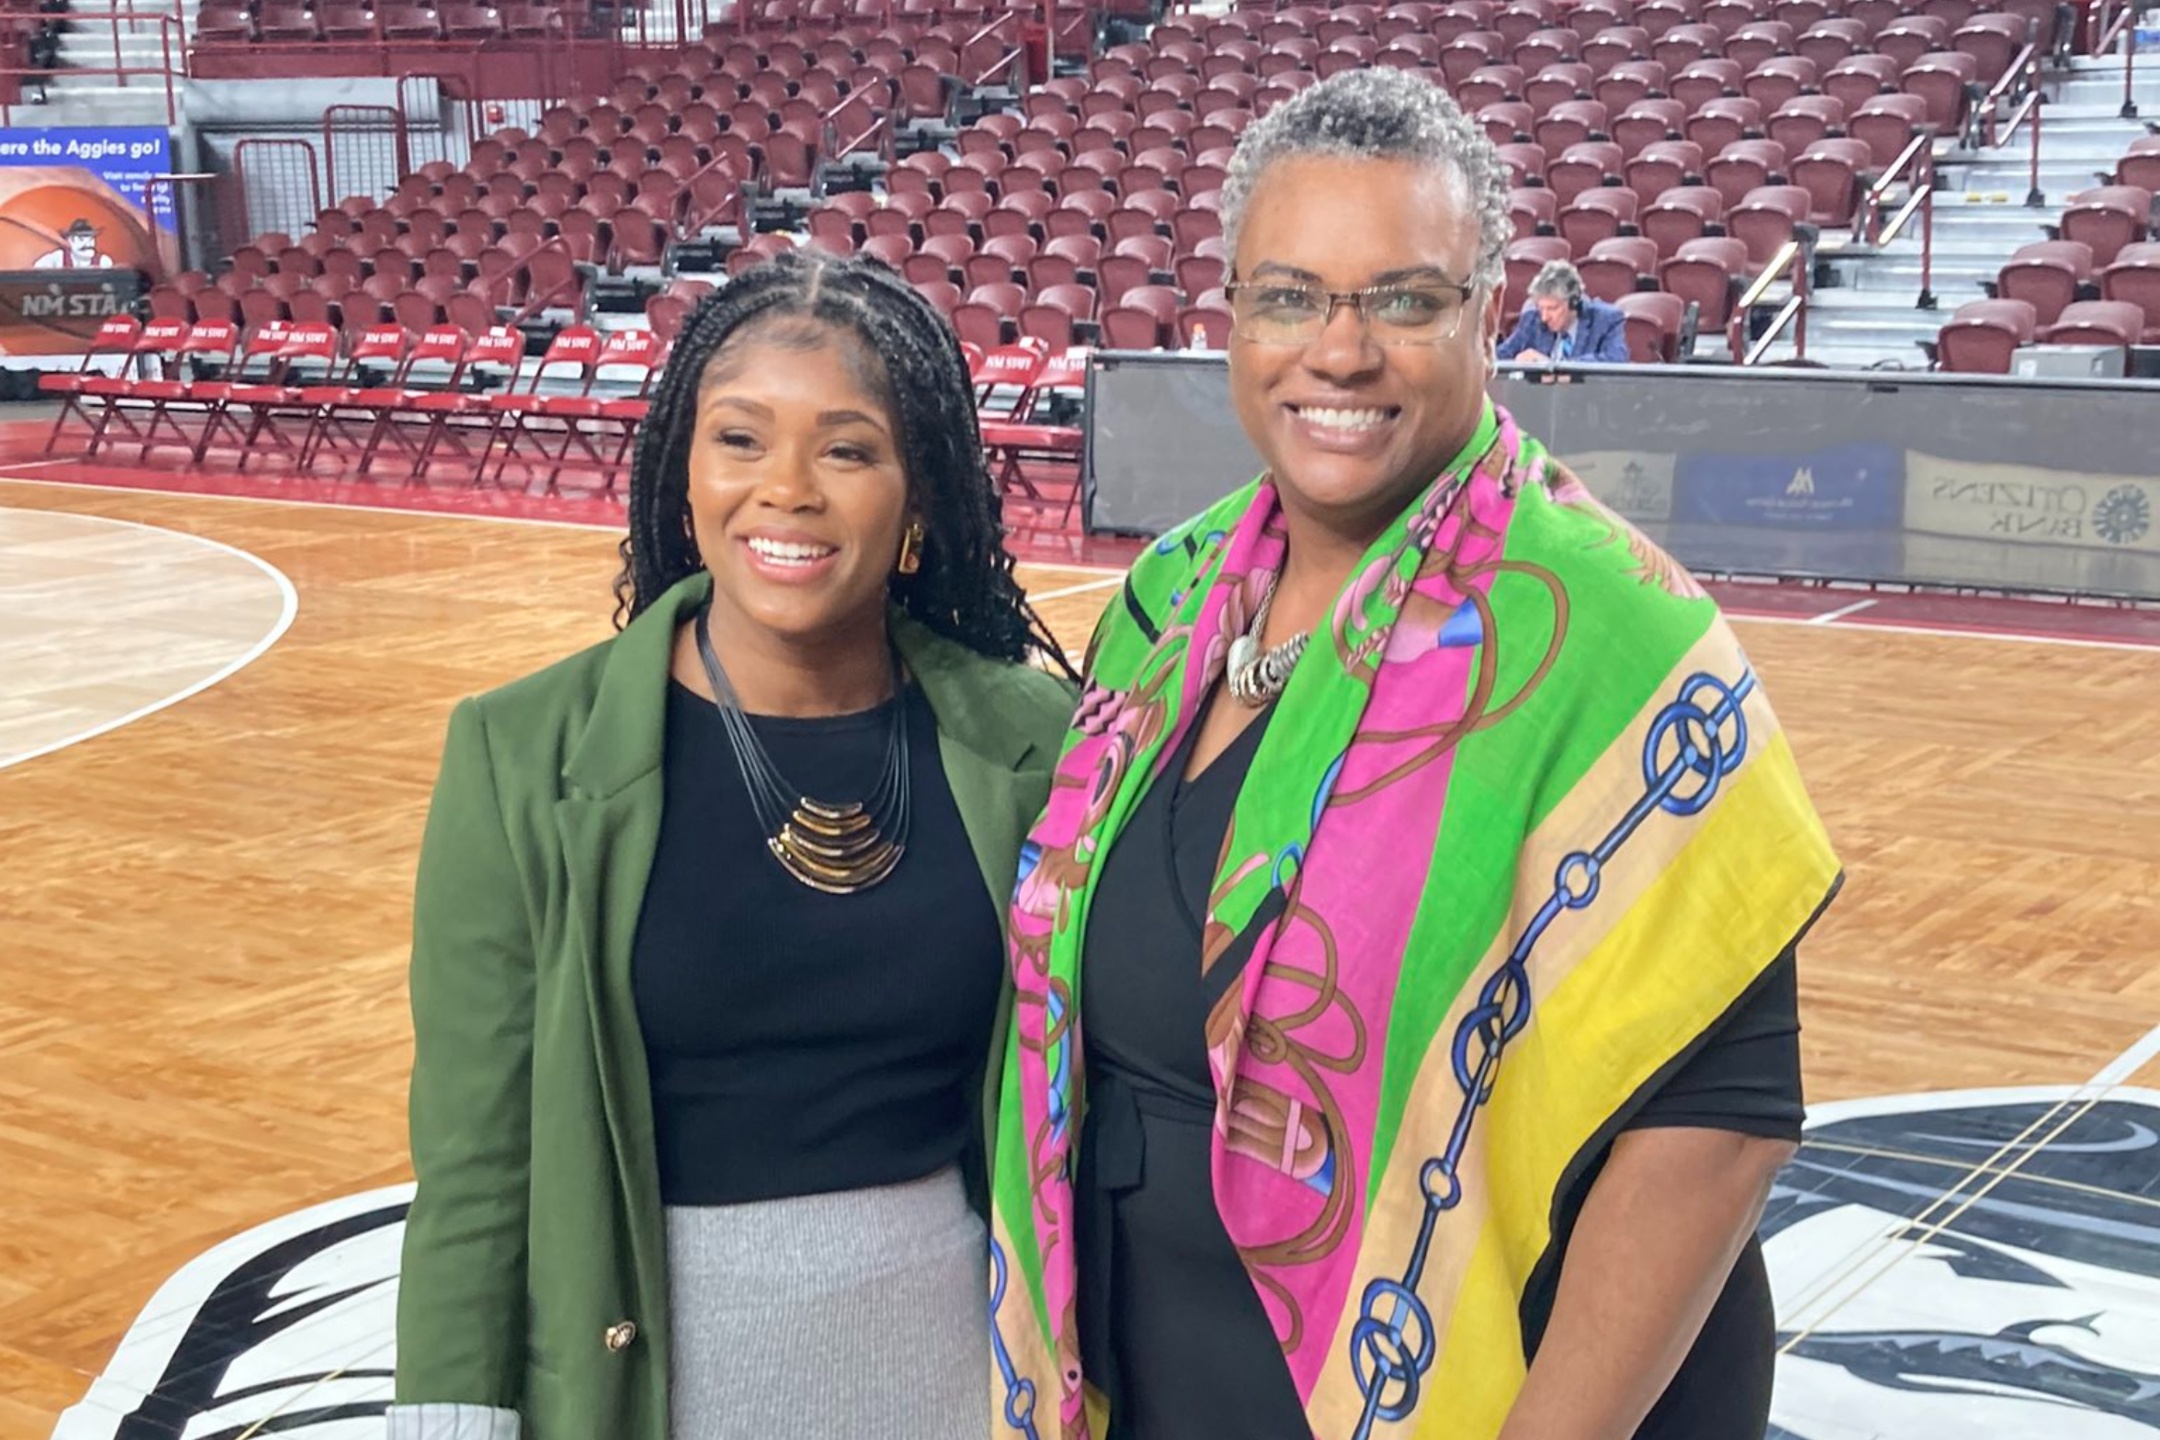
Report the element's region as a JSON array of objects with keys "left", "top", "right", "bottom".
[{"left": 614, "top": 249, "right": 1072, "bottom": 676}]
